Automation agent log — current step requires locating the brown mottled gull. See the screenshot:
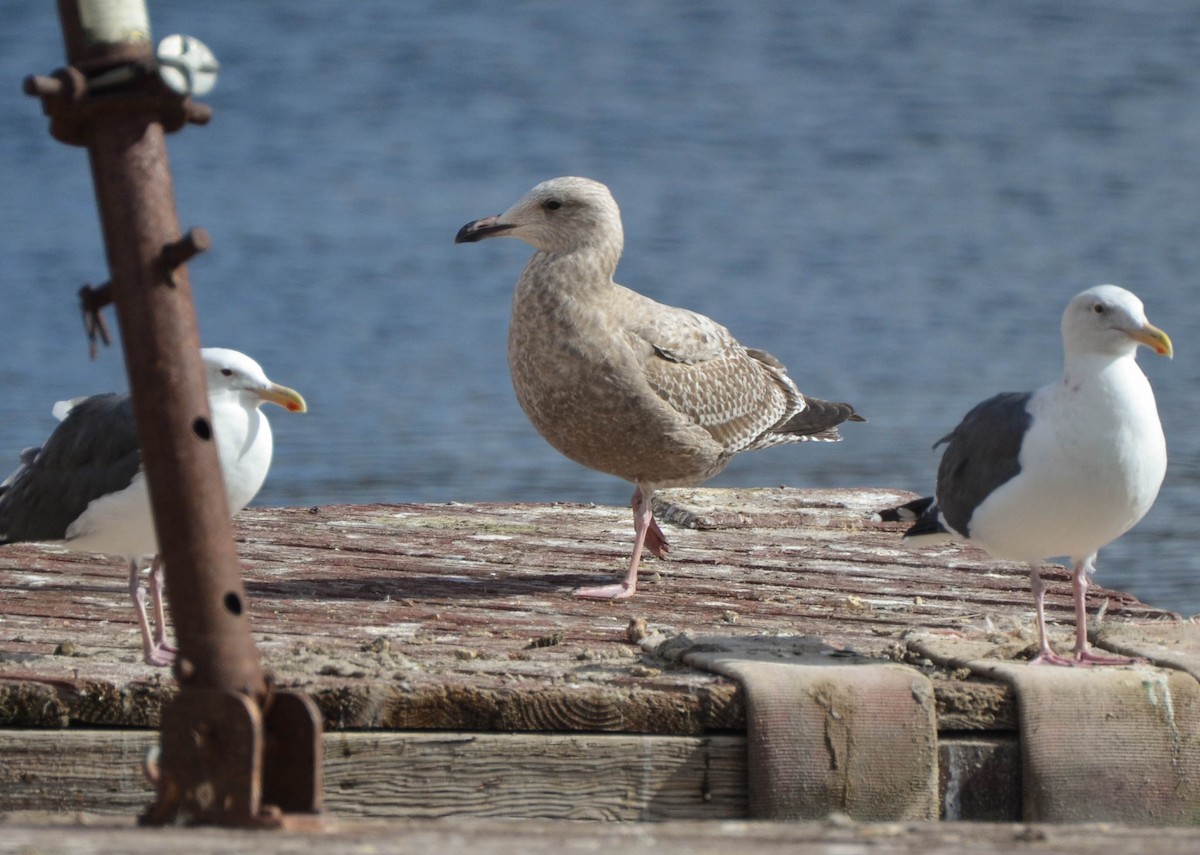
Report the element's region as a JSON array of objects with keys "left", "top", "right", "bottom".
[{"left": 456, "top": 176, "right": 863, "bottom": 600}]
